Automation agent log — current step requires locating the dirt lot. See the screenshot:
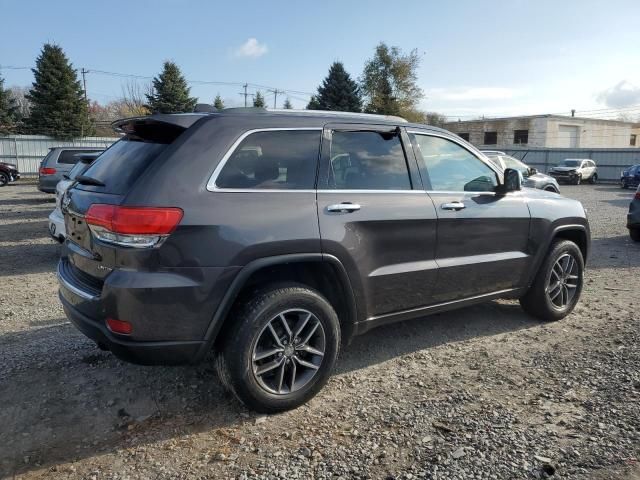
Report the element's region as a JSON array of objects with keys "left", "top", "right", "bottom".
[{"left": 0, "top": 182, "right": 639, "bottom": 480}]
